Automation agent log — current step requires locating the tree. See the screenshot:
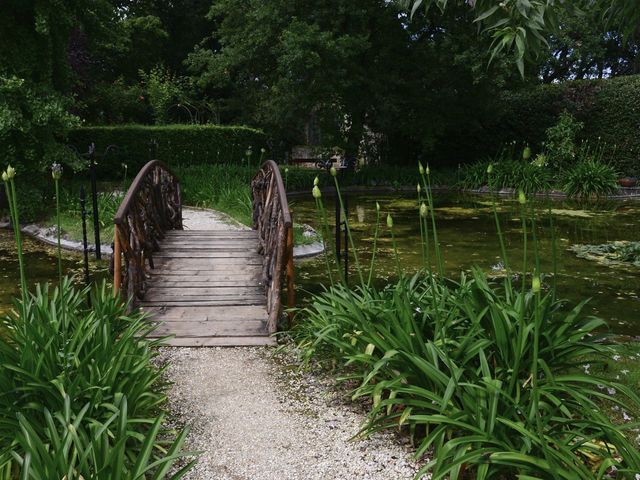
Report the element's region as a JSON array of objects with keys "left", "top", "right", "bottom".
[
  {"left": 538, "top": 3, "right": 640, "bottom": 82},
  {"left": 0, "top": 0, "right": 112, "bottom": 183},
  {"left": 188, "top": 0, "right": 515, "bottom": 162},
  {"left": 407, "top": 0, "right": 640, "bottom": 76}
]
